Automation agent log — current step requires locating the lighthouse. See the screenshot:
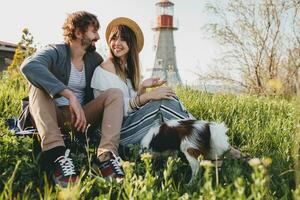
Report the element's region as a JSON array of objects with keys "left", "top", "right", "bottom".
[{"left": 150, "top": 0, "right": 182, "bottom": 86}]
